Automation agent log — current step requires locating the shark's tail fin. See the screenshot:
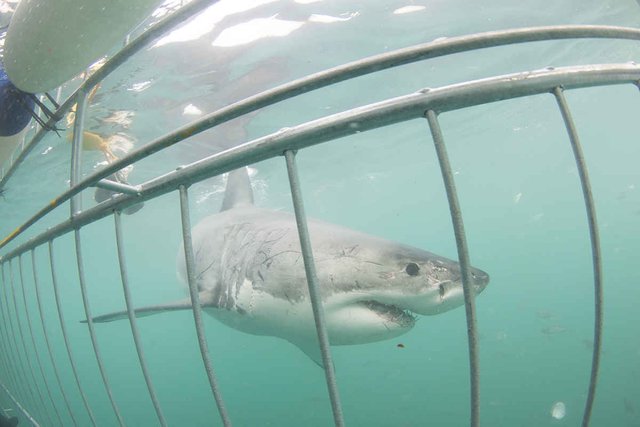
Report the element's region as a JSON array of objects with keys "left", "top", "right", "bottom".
[{"left": 220, "top": 167, "right": 254, "bottom": 212}]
